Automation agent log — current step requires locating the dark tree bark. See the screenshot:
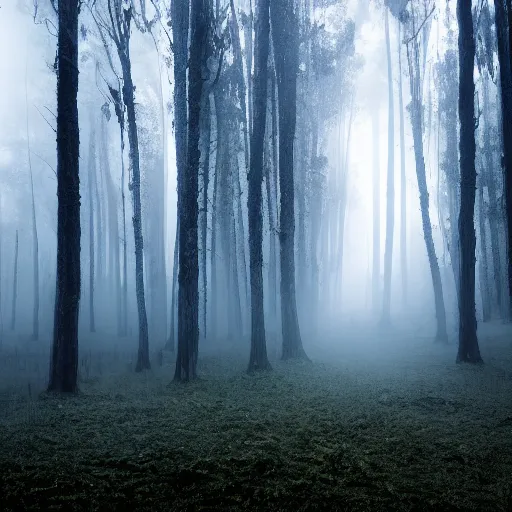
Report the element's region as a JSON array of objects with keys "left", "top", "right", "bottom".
[
  {"left": 494, "top": 0, "right": 512, "bottom": 311},
  {"left": 48, "top": 0, "right": 81, "bottom": 393},
  {"left": 248, "top": 0, "right": 271, "bottom": 372},
  {"left": 166, "top": 222, "right": 178, "bottom": 352},
  {"left": 200, "top": 92, "right": 211, "bottom": 341},
  {"left": 10, "top": 230, "right": 18, "bottom": 331},
  {"left": 382, "top": 7, "right": 395, "bottom": 325},
  {"left": 170, "top": 0, "right": 188, "bottom": 349},
  {"left": 0, "top": 195, "right": 2, "bottom": 335},
  {"left": 174, "top": 0, "right": 207, "bottom": 381},
  {"left": 105, "top": 1, "right": 150, "bottom": 371},
  {"left": 271, "top": 0, "right": 308, "bottom": 360},
  {"left": 478, "top": 177, "right": 491, "bottom": 322},
  {"left": 456, "top": 0, "right": 482, "bottom": 364}
]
